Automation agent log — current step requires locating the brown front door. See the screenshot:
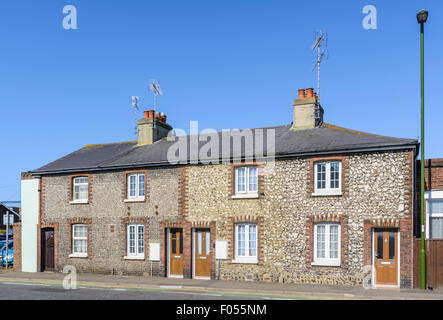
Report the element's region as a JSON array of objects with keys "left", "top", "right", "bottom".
[
  {"left": 169, "top": 229, "right": 183, "bottom": 277},
  {"left": 194, "top": 229, "right": 211, "bottom": 278},
  {"left": 374, "top": 229, "right": 398, "bottom": 286},
  {"left": 41, "top": 229, "right": 54, "bottom": 271}
]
